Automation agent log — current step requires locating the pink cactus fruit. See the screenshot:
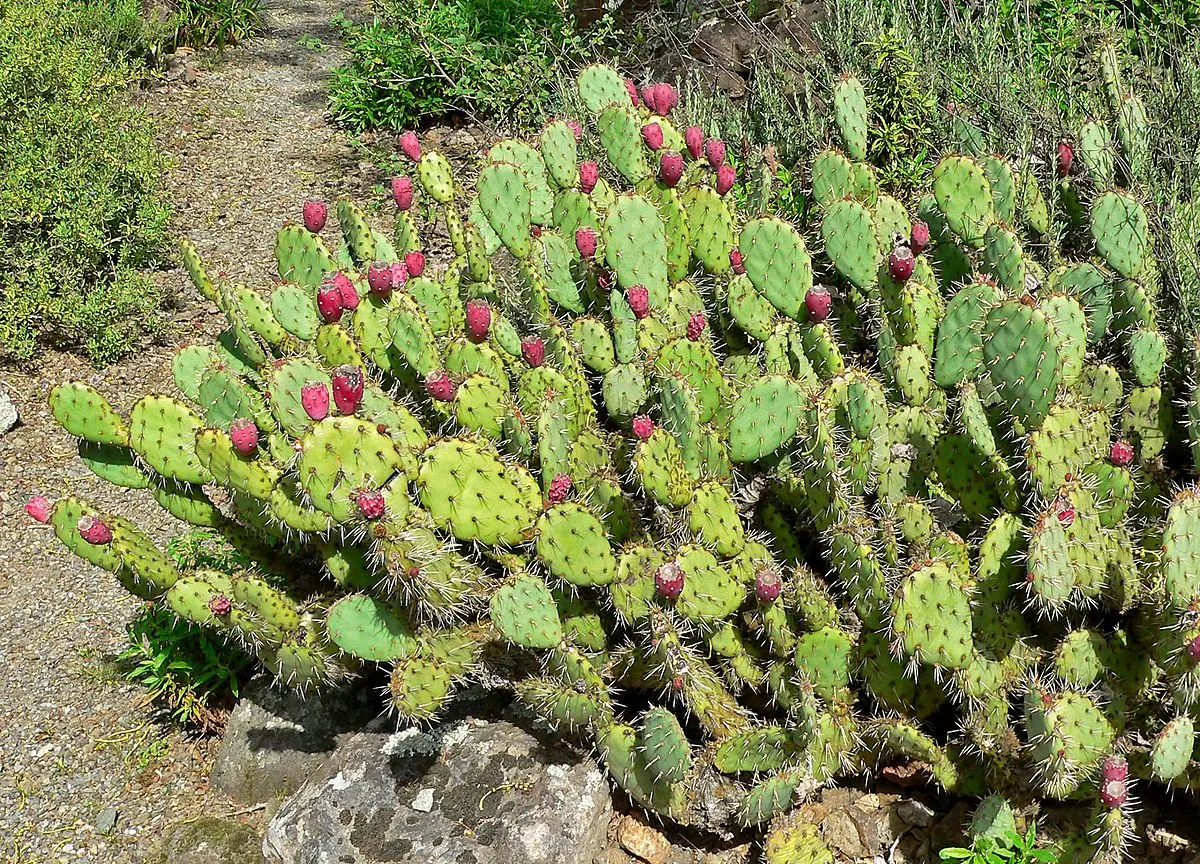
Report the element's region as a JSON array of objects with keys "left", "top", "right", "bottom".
[
  {"left": 399, "top": 131, "right": 422, "bottom": 162},
  {"left": 641, "top": 122, "right": 664, "bottom": 151},
  {"left": 566, "top": 119, "right": 583, "bottom": 140},
  {"left": 624, "top": 79, "right": 639, "bottom": 106},
  {"left": 331, "top": 365, "right": 365, "bottom": 414},
  {"left": 301, "top": 381, "right": 330, "bottom": 421},
  {"left": 390, "top": 261, "right": 408, "bottom": 289},
  {"left": 333, "top": 271, "right": 359, "bottom": 311},
  {"left": 465, "top": 300, "right": 492, "bottom": 341},
  {"left": 596, "top": 268, "right": 613, "bottom": 291},
  {"left": 367, "top": 261, "right": 393, "bottom": 297},
  {"left": 208, "top": 594, "right": 233, "bottom": 617},
  {"left": 404, "top": 250, "right": 426, "bottom": 278},
  {"left": 626, "top": 285, "right": 650, "bottom": 319},
  {"left": 631, "top": 415, "right": 655, "bottom": 440},
  {"left": 659, "top": 151, "right": 684, "bottom": 188},
  {"left": 1187, "top": 634, "right": 1200, "bottom": 663},
  {"left": 391, "top": 176, "right": 414, "bottom": 211},
  {"left": 25, "top": 496, "right": 52, "bottom": 524},
  {"left": 1110, "top": 439, "right": 1135, "bottom": 466},
  {"left": 1100, "top": 777, "right": 1128, "bottom": 809},
  {"left": 729, "top": 248, "right": 746, "bottom": 274},
  {"left": 303, "top": 199, "right": 327, "bottom": 233},
  {"left": 547, "top": 473, "right": 572, "bottom": 505},
  {"left": 910, "top": 220, "right": 931, "bottom": 254},
  {"left": 521, "top": 337, "right": 545, "bottom": 368},
  {"left": 1057, "top": 140, "right": 1073, "bottom": 178},
  {"left": 704, "top": 137, "right": 726, "bottom": 169},
  {"left": 575, "top": 227, "right": 598, "bottom": 260},
  {"left": 229, "top": 418, "right": 259, "bottom": 456},
  {"left": 642, "top": 82, "right": 678, "bottom": 116},
  {"left": 579, "top": 161, "right": 599, "bottom": 194},
  {"left": 686, "top": 312, "right": 707, "bottom": 342},
  {"left": 1055, "top": 497, "right": 1076, "bottom": 526},
  {"left": 684, "top": 125, "right": 704, "bottom": 159},
  {"left": 889, "top": 245, "right": 915, "bottom": 282},
  {"left": 530, "top": 224, "right": 542, "bottom": 238},
  {"left": 77, "top": 515, "right": 113, "bottom": 545},
  {"left": 316, "top": 280, "right": 343, "bottom": 323},
  {"left": 715, "top": 164, "right": 736, "bottom": 196},
  {"left": 805, "top": 285, "right": 832, "bottom": 322},
  {"left": 1100, "top": 755, "right": 1129, "bottom": 783},
  {"left": 655, "top": 561, "right": 685, "bottom": 600},
  {"left": 357, "top": 489, "right": 386, "bottom": 521},
  {"left": 424, "top": 371, "right": 456, "bottom": 402},
  {"left": 755, "top": 566, "right": 783, "bottom": 603}
]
